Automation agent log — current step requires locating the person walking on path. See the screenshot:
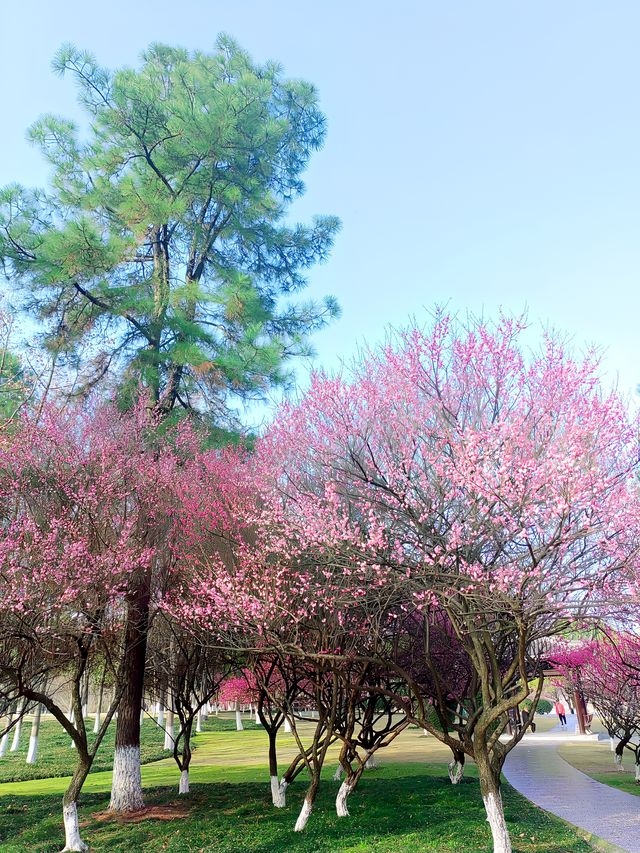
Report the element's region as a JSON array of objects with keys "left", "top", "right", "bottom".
[{"left": 554, "top": 700, "right": 567, "bottom": 726}]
